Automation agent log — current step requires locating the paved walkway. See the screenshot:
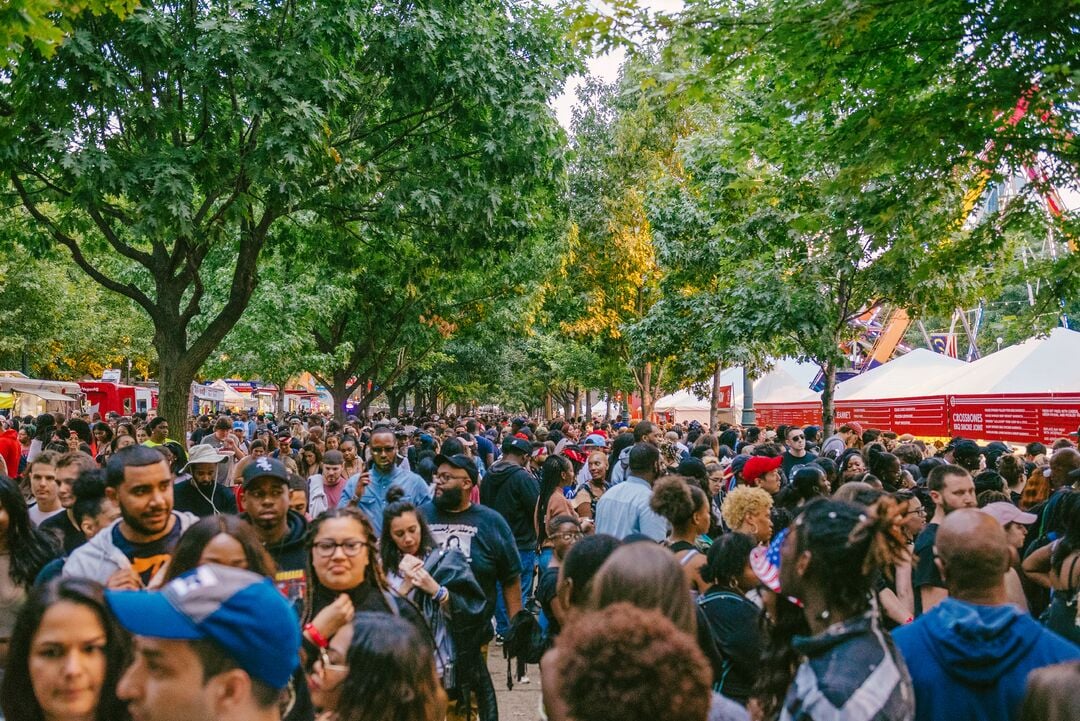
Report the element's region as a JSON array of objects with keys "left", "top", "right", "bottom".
[{"left": 488, "top": 645, "right": 542, "bottom": 720}]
